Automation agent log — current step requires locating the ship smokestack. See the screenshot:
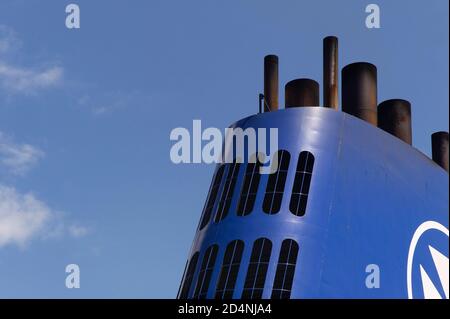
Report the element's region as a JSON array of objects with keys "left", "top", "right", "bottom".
[
  {"left": 378, "top": 99, "right": 412, "bottom": 145},
  {"left": 342, "top": 62, "right": 378, "bottom": 125},
  {"left": 431, "top": 131, "right": 449, "bottom": 172},
  {"left": 264, "top": 55, "right": 279, "bottom": 112},
  {"left": 285, "top": 79, "right": 319, "bottom": 108},
  {"left": 323, "top": 36, "right": 338, "bottom": 109}
]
